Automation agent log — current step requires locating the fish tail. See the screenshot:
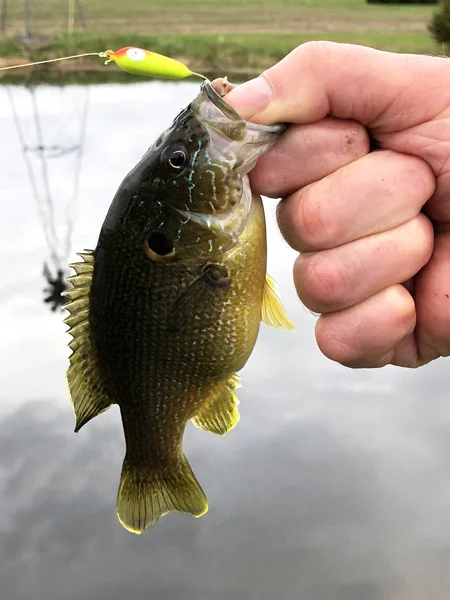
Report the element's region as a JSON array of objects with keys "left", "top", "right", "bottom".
[{"left": 116, "top": 455, "right": 208, "bottom": 534}]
